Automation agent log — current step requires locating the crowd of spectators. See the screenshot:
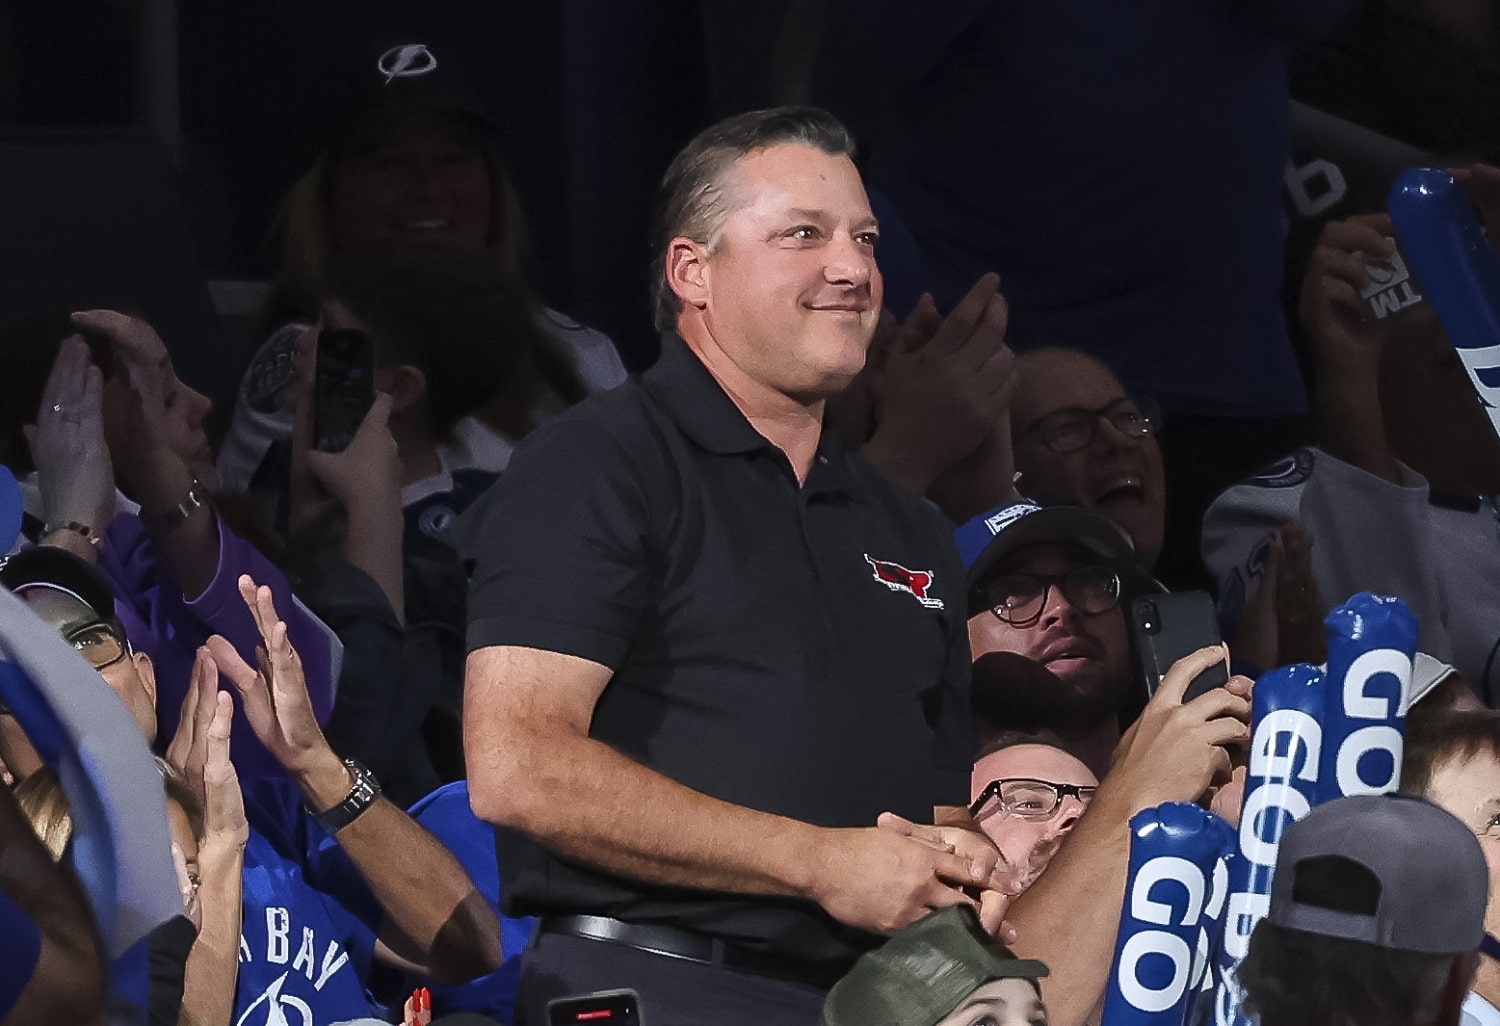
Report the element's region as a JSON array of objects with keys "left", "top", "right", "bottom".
[{"left": 1, "top": 5, "right": 1498, "bottom": 1025}]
